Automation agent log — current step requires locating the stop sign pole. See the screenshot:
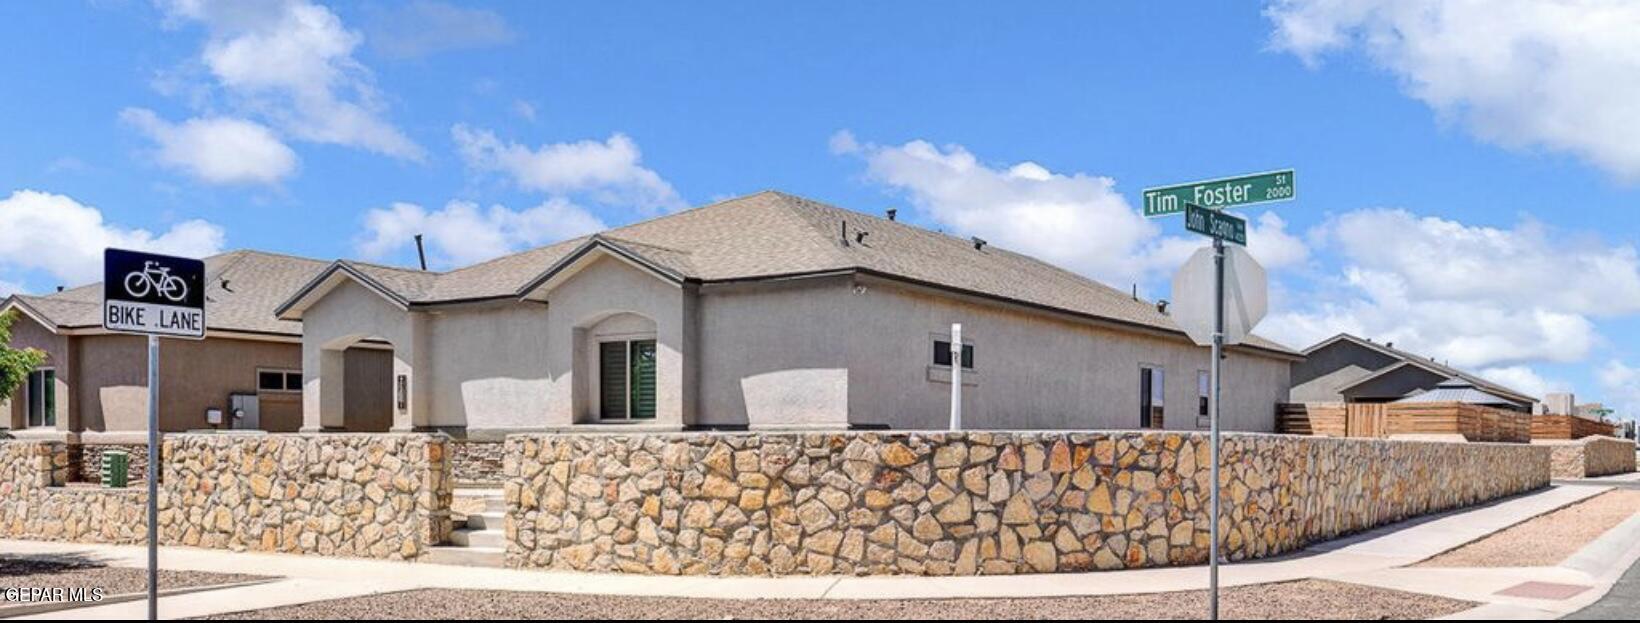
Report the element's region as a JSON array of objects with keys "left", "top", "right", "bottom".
[{"left": 1145, "top": 171, "right": 1292, "bottom": 621}]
